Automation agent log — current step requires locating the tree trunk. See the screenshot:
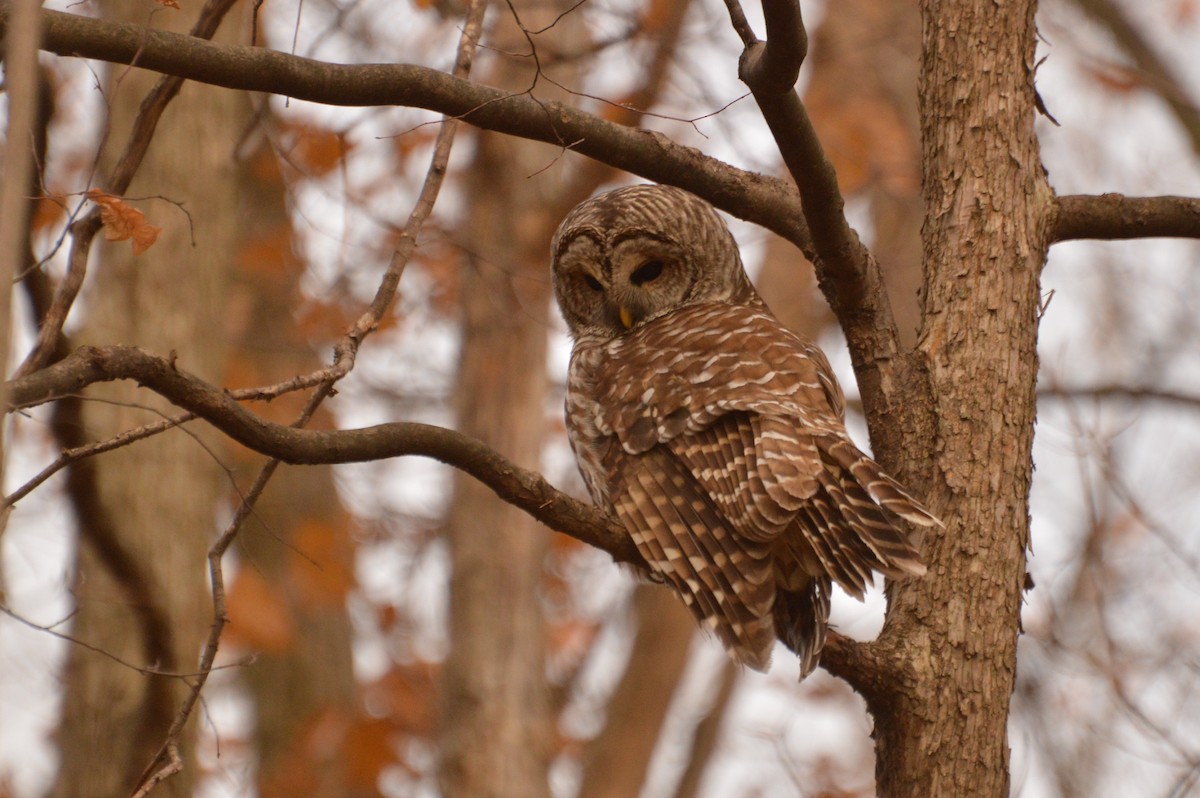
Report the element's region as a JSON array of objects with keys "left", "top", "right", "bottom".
[
  {"left": 576, "top": 587, "right": 695, "bottom": 798},
  {"left": 228, "top": 128, "right": 365, "bottom": 798},
  {"left": 869, "top": 1, "right": 1053, "bottom": 794},
  {"left": 437, "top": 129, "right": 556, "bottom": 795},
  {"left": 436, "top": 2, "right": 596, "bottom": 794},
  {"left": 50, "top": 5, "right": 248, "bottom": 796}
]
